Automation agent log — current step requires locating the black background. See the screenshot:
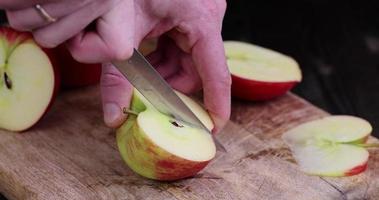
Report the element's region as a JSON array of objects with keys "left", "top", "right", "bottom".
[
  {"left": 2, "top": 1, "right": 379, "bottom": 199},
  {"left": 223, "top": 1, "right": 379, "bottom": 137}
]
